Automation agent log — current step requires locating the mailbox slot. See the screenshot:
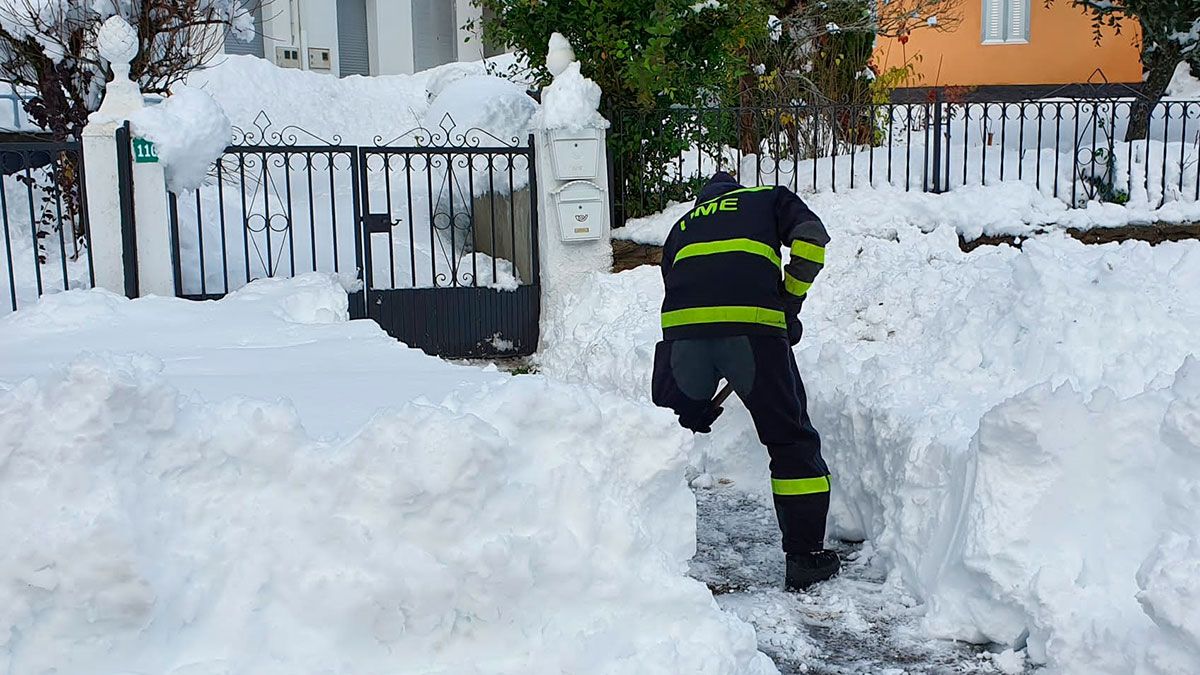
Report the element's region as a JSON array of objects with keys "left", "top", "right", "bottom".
[
  {"left": 549, "top": 129, "right": 602, "bottom": 180},
  {"left": 552, "top": 180, "right": 604, "bottom": 242}
]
